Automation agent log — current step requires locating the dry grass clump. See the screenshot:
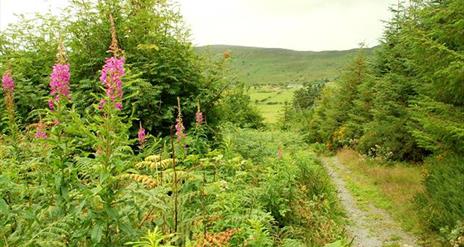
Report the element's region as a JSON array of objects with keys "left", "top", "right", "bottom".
[
  {"left": 337, "top": 149, "right": 424, "bottom": 206},
  {"left": 336, "top": 148, "right": 430, "bottom": 237}
]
